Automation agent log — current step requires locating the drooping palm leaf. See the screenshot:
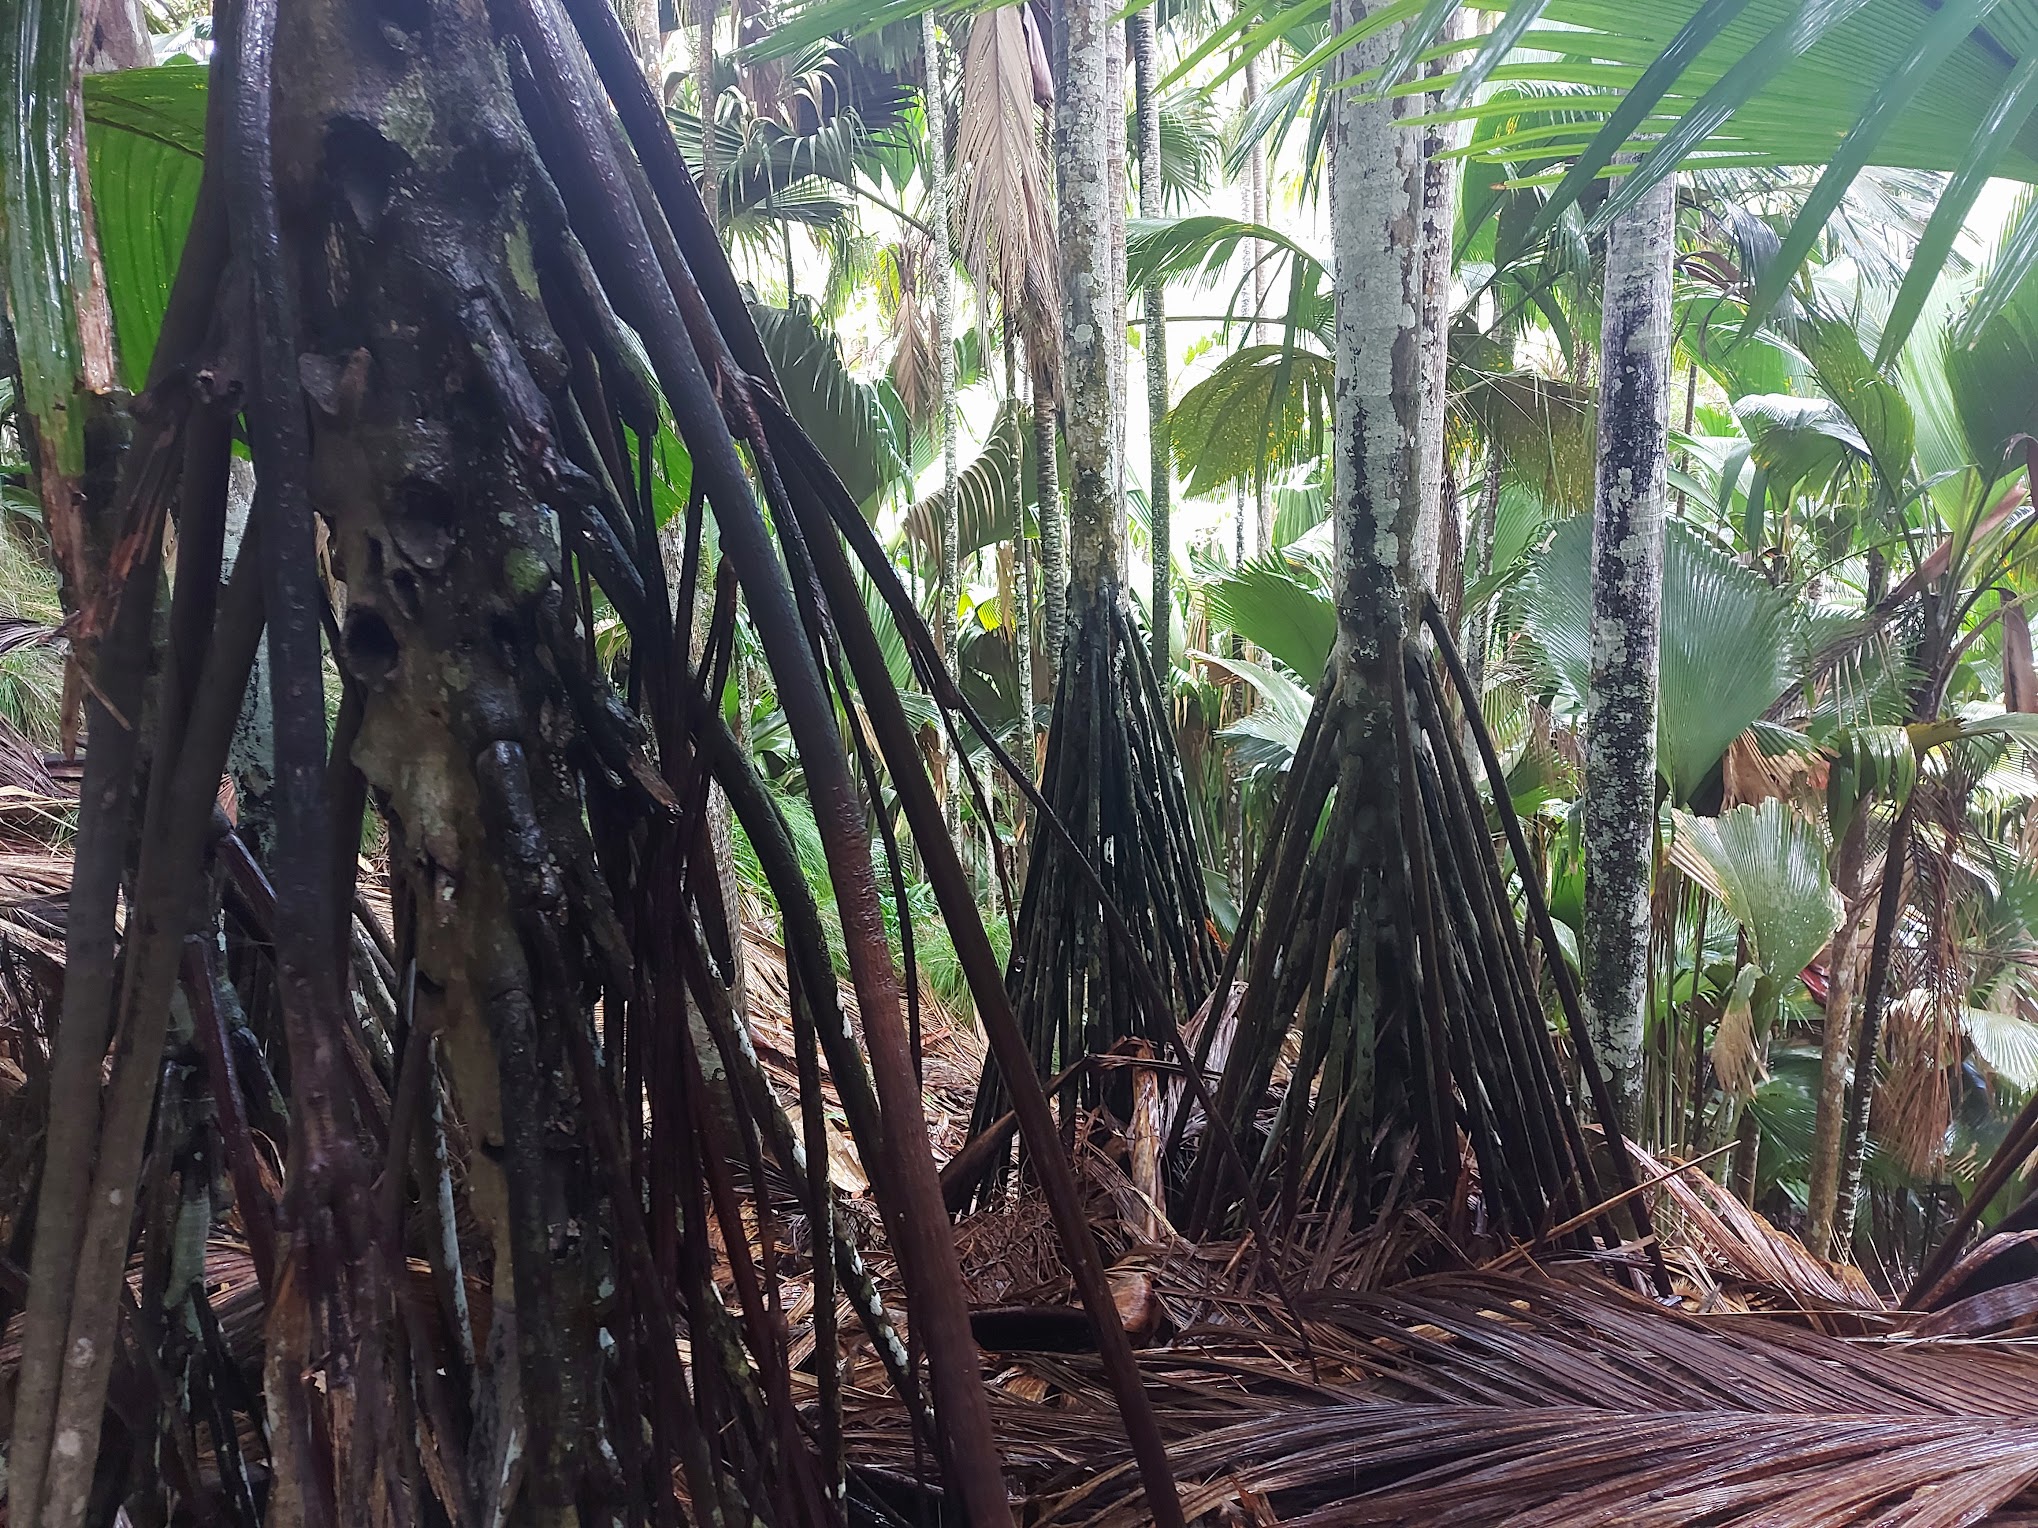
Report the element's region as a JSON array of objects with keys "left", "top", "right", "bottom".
[
  {"left": 1151, "top": 90, "right": 1221, "bottom": 211},
  {"left": 1200, "top": 553, "right": 1334, "bottom": 680},
  {"left": 1522, "top": 517, "right": 1806, "bottom": 803},
  {"left": 1964, "top": 1006, "right": 2038, "bottom": 1095},
  {"left": 1879, "top": 55, "right": 2038, "bottom": 363},
  {"left": 751, "top": 298, "right": 908, "bottom": 507},
  {"left": 1169, "top": 343, "right": 1333, "bottom": 498},
  {"left": 1947, "top": 217, "right": 2038, "bottom": 478},
  {"left": 1127, "top": 213, "right": 1332, "bottom": 343},
  {"left": 1459, "top": 371, "right": 1597, "bottom": 507},
  {"left": 1734, "top": 393, "right": 1864, "bottom": 506},
  {"left": 1201, "top": 650, "right": 1314, "bottom": 783},
  {"left": 905, "top": 401, "right": 1028, "bottom": 562},
  {"left": 80, "top": 64, "right": 206, "bottom": 392},
  {"left": 1670, "top": 799, "right": 1840, "bottom": 987},
  {"left": 954, "top": 6, "right": 1058, "bottom": 342}
]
